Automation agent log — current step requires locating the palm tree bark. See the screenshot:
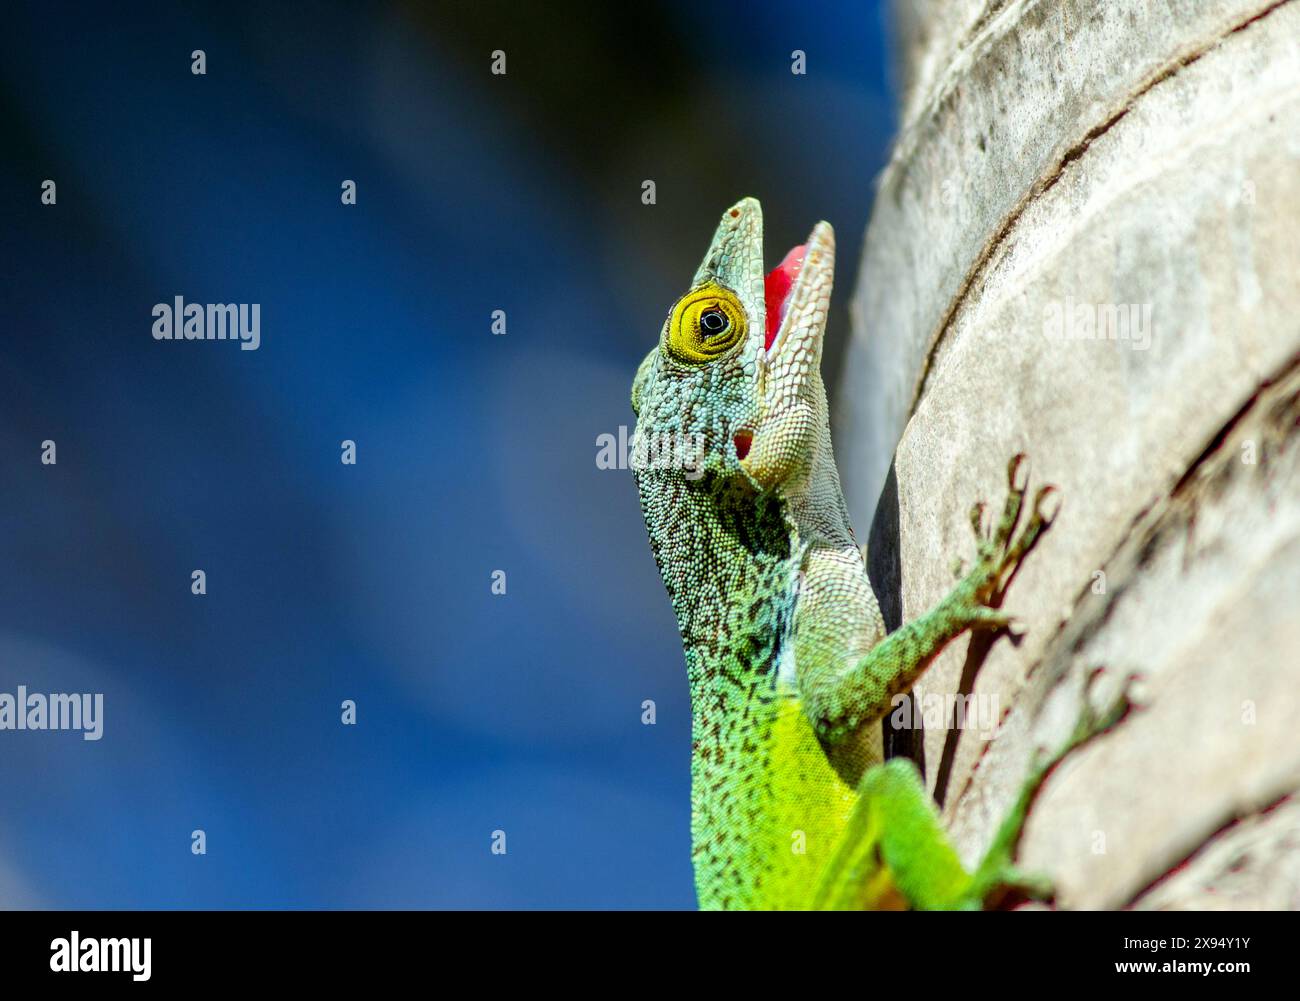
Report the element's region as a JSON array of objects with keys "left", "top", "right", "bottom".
[{"left": 840, "top": 0, "right": 1300, "bottom": 908}]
